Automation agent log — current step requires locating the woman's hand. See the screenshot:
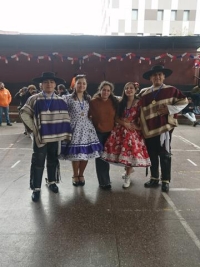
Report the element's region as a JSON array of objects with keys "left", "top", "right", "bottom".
[{"left": 124, "top": 122, "right": 137, "bottom": 131}]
